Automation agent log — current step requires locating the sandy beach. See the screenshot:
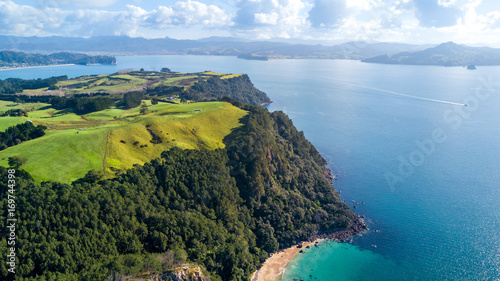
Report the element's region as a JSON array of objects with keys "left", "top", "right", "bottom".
[
  {"left": 251, "top": 239, "right": 323, "bottom": 281},
  {"left": 252, "top": 215, "right": 367, "bottom": 281}
]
